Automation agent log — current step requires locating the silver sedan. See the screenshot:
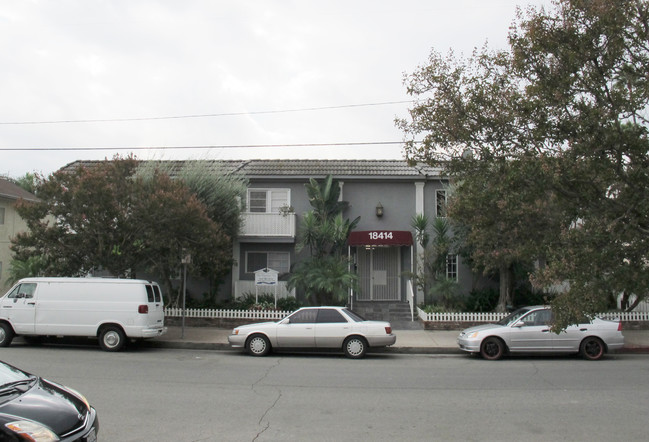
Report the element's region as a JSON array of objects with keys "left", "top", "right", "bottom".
[
  {"left": 457, "top": 305, "right": 624, "bottom": 360},
  {"left": 228, "top": 306, "right": 396, "bottom": 358}
]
